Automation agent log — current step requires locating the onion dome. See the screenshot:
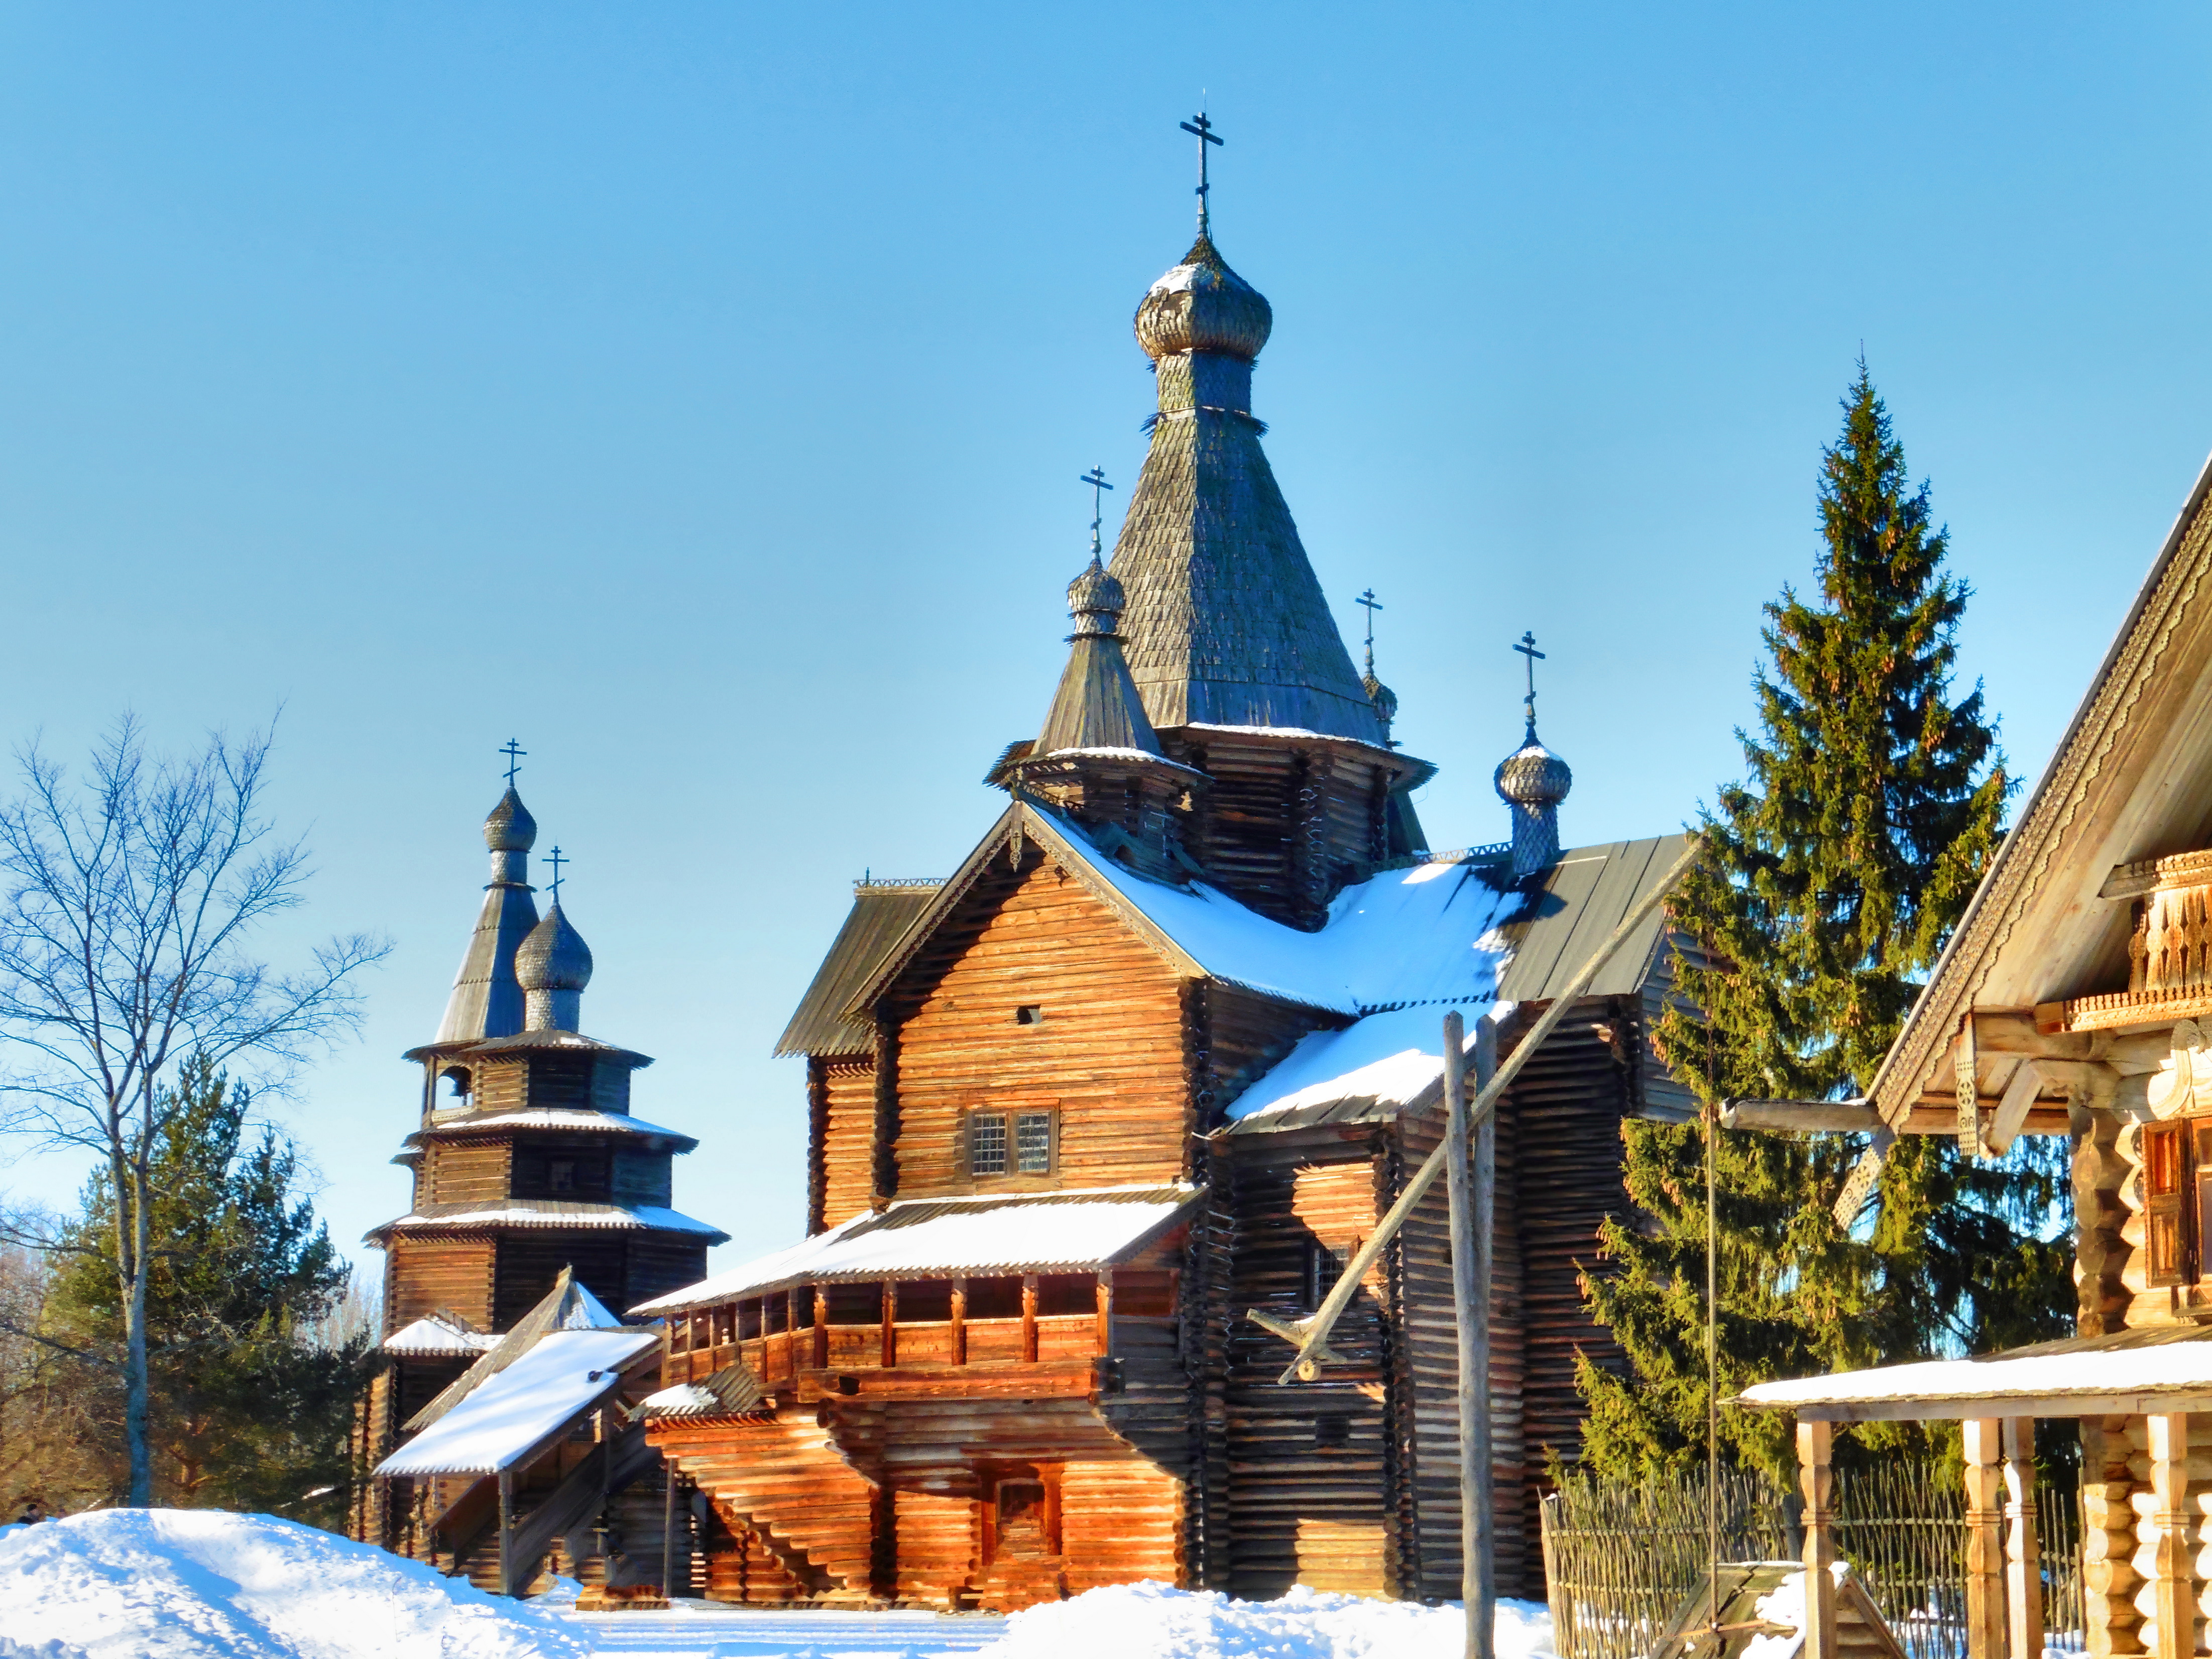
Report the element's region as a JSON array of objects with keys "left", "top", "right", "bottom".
[
  {"left": 1362, "top": 670, "right": 1400, "bottom": 730},
  {"left": 1068, "top": 557, "right": 1127, "bottom": 640},
  {"left": 517, "top": 902, "right": 593, "bottom": 993},
  {"left": 1135, "top": 234, "right": 1273, "bottom": 364},
  {"left": 517, "top": 901, "right": 593, "bottom": 1033},
  {"left": 484, "top": 788, "right": 537, "bottom": 852},
  {"left": 1495, "top": 729, "right": 1573, "bottom": 809}
]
